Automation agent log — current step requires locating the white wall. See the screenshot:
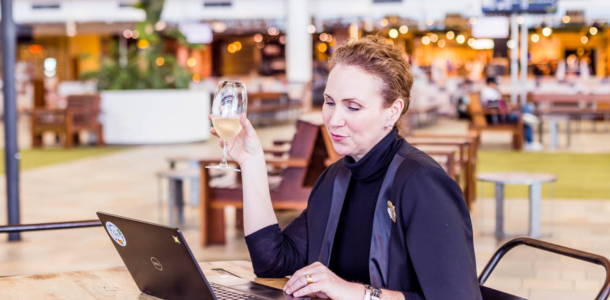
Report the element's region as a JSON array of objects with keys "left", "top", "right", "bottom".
[
  {"left": 6, "top": 1, "right": 145, "bottom": 23},
  {"left": 4, "top": 0, "right": 610, "bottom": 25},
  {"left": 161, "top": 0, "right": 286, "bottom": 22}
]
